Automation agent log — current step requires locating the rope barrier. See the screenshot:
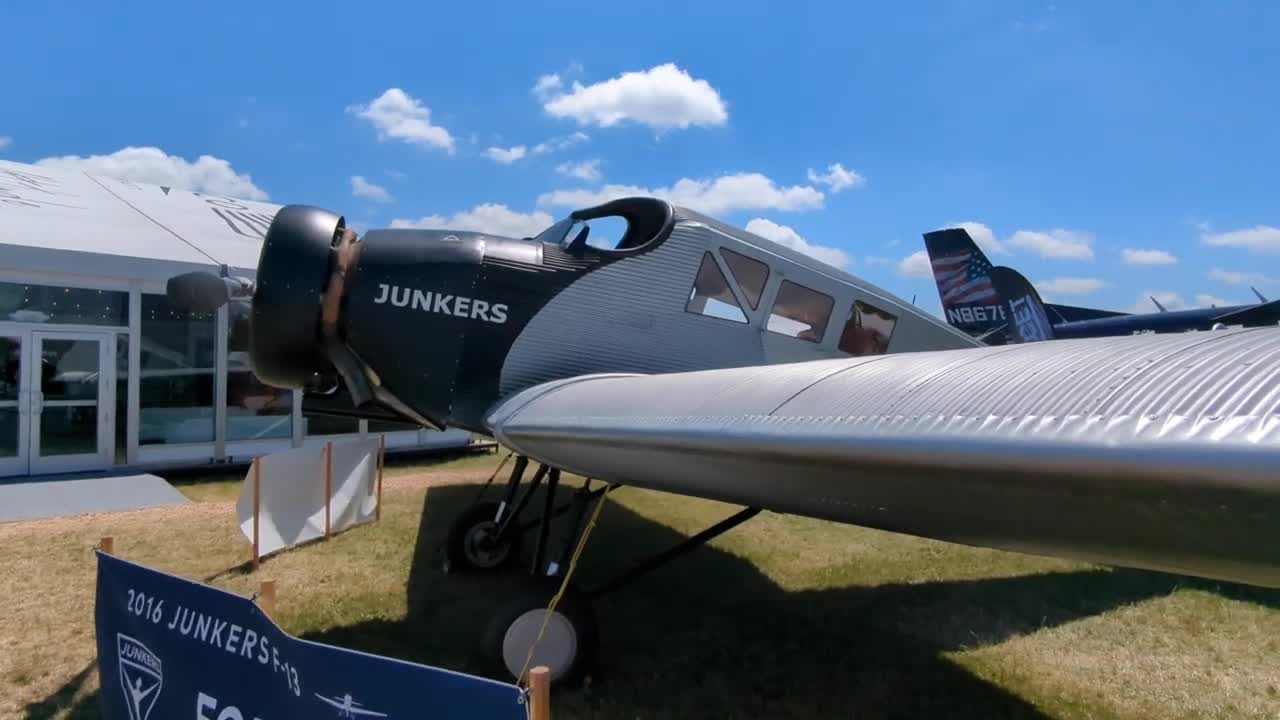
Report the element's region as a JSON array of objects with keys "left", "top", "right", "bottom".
[{"left": 517, "top": 480, "right": 608, "bottom": 690}]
